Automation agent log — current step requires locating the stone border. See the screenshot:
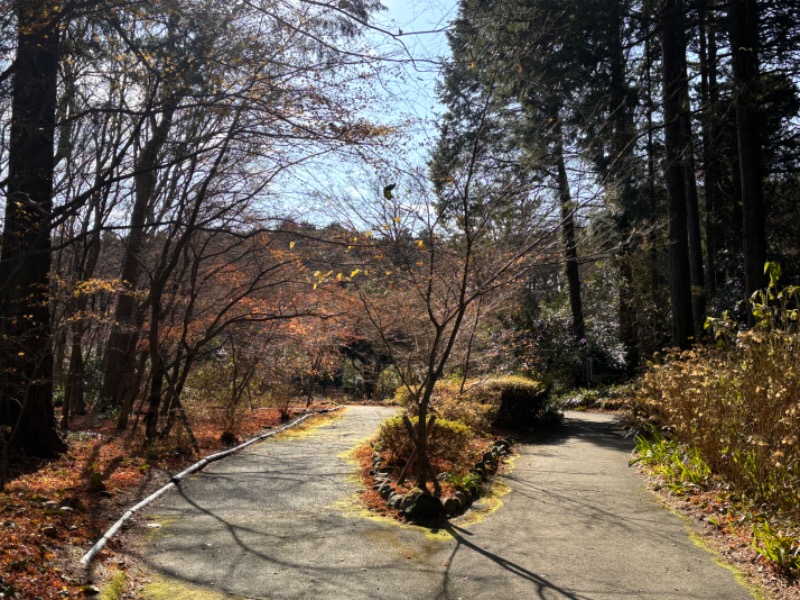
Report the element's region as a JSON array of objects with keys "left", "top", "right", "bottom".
[
  {"left": 79, "top": 407, "right": 342, "bottom": 567},
  {"left": 371, "top": 437, "right": 514, "bottom": 520}
]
